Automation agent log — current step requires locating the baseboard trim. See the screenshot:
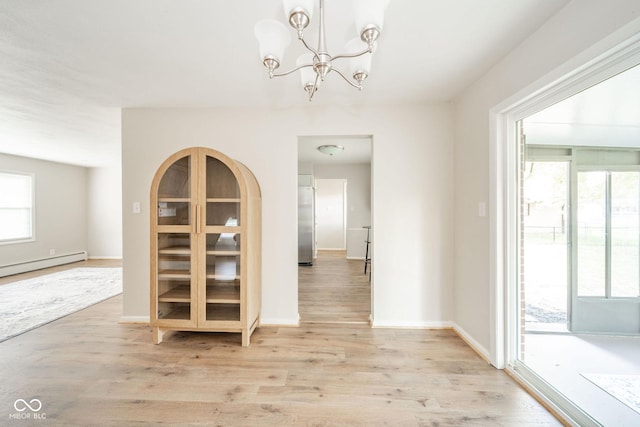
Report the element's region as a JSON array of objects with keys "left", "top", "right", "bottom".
[
  {"left": 119, "top": 316, "right": 150, "bottom": 324},
  {"left": 88, "top": 256, "right": 123, "bottom": 260},
  {"left": 259, "top": 316, "right": 300, "bottom": 327},
  {"left": 0, "top": 251, "right": 88, "bottom": 278},
  {"left": 371, "top": 320, "right": 454, "bottom": 329},
  {"left": 346, "top": 256, "right": 366, "bottom": 260},
  {"left": 452, "top": 323, "right": 492, "bottom": 364}
]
